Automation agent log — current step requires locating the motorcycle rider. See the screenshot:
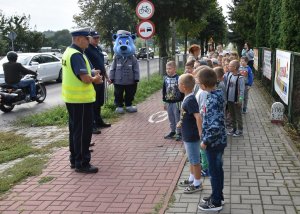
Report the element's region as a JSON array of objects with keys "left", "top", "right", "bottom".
[{"left": 2, "top": 51, "right": 37, "bottom": 100}]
